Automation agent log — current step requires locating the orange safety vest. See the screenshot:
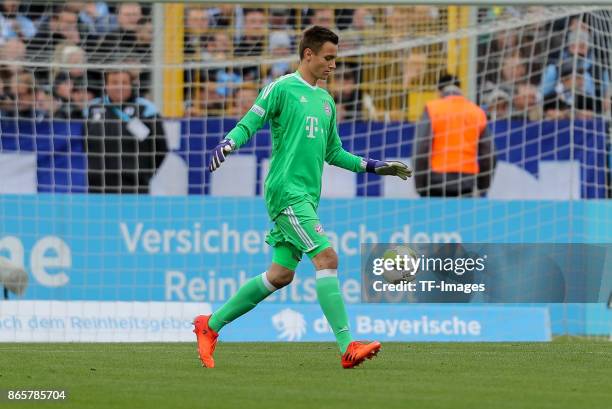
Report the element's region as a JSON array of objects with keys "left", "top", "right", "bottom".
[{"left": 426, "top": 95, "right": 487, "bottom": 174}]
